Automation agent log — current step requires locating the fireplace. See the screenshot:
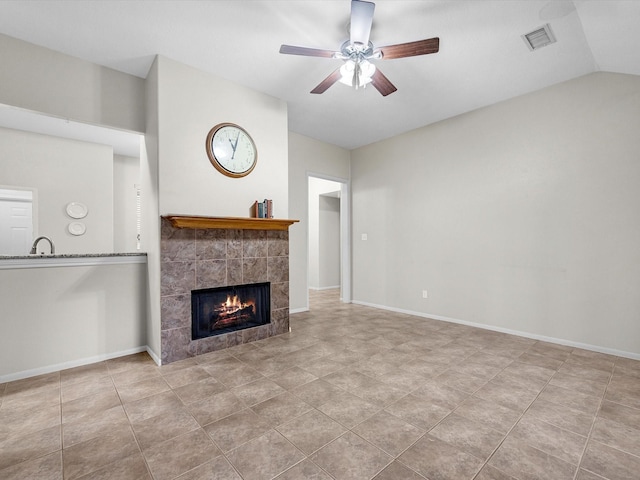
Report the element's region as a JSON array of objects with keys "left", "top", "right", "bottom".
[
  {"left": 160, "top": 216, "right": 297, "bottom": 364},
  {"left": 192, "top": 282, "right": 271, "bottom": 339}
]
